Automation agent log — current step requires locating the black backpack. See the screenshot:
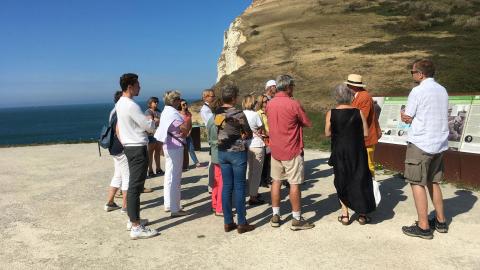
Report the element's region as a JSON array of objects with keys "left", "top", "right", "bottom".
[{"left": 98, "top": 112, "right": 122, "bottom": 156}]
